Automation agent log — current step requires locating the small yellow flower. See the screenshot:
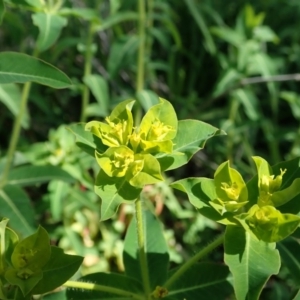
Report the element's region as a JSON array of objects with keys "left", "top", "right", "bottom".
[
  {"left": 221, "top": 182, "right": 239, "bottom": 201},
  {"left": 147, "top": 119, "right": 174, "bottom": 141}
]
